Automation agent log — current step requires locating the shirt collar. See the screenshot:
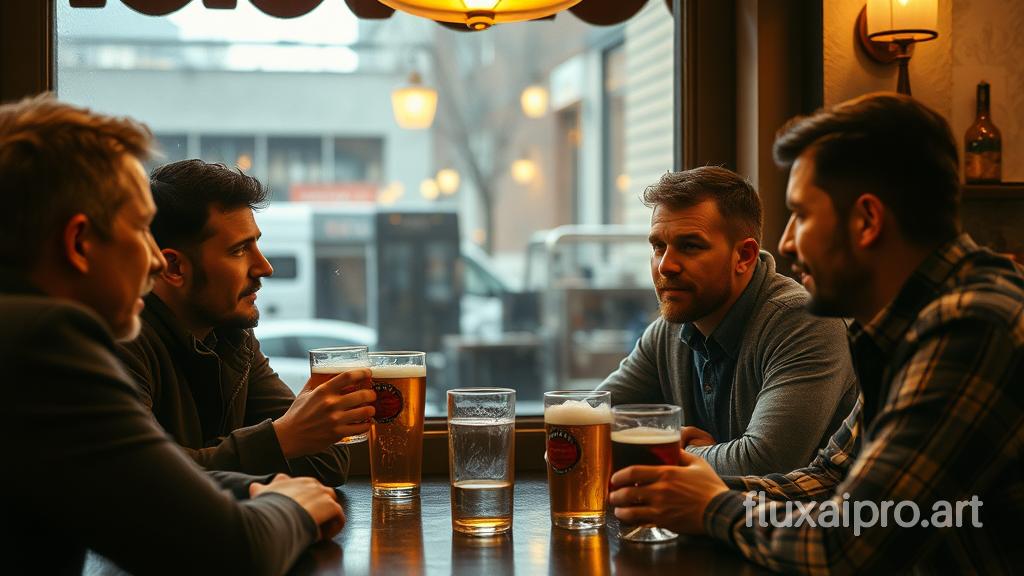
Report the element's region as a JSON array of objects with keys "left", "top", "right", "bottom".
[
  {"left": 678, "top": 252, "right": 768, "bottom": 360},
  {"left": 851, "top": 234, "right": 977, "bottom": 357},
  {"left": 144, "top": 292, "right": 240, "bottom": 356}
]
